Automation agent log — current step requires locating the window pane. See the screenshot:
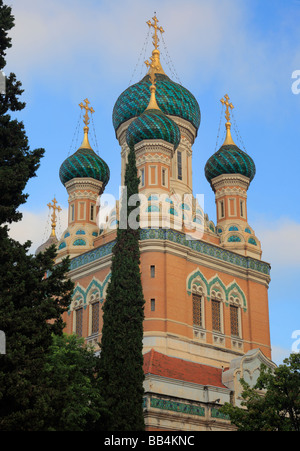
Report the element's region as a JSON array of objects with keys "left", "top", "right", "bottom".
[
  {"left": 230, "top": 305, "right": 239, "bottom": 337},
  {"left": 162, "top": 168, "right": 166, "bottom": 186},
  {"left": 211, "top": 300, "right": 221, "bottom": 332},
  {"left": 91, "top": 204, "right": 94, "bottom": 221},
  {"left": 150, "top": 265, "right": 155, "bottom": 278},
  {"left": 151, "top": 299, "right": 155, "bottom": 312},
  {"left": 193, "top": 294, "right": 202, "bottom": 327},
  {"left": 141, "top": 169, "right": 145, "bottom": 186},
  {"left": 177, "top": 151, "right": 182, "bottom": 180},
  {"left": 221, "top": 200, "right": 224, "bottom": 218},
  {"left": 76, "top": 308, "right": 83, "bottom": 337},
  {"left": 92, "top": 302, "right": 100, "bottom": 334}
]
